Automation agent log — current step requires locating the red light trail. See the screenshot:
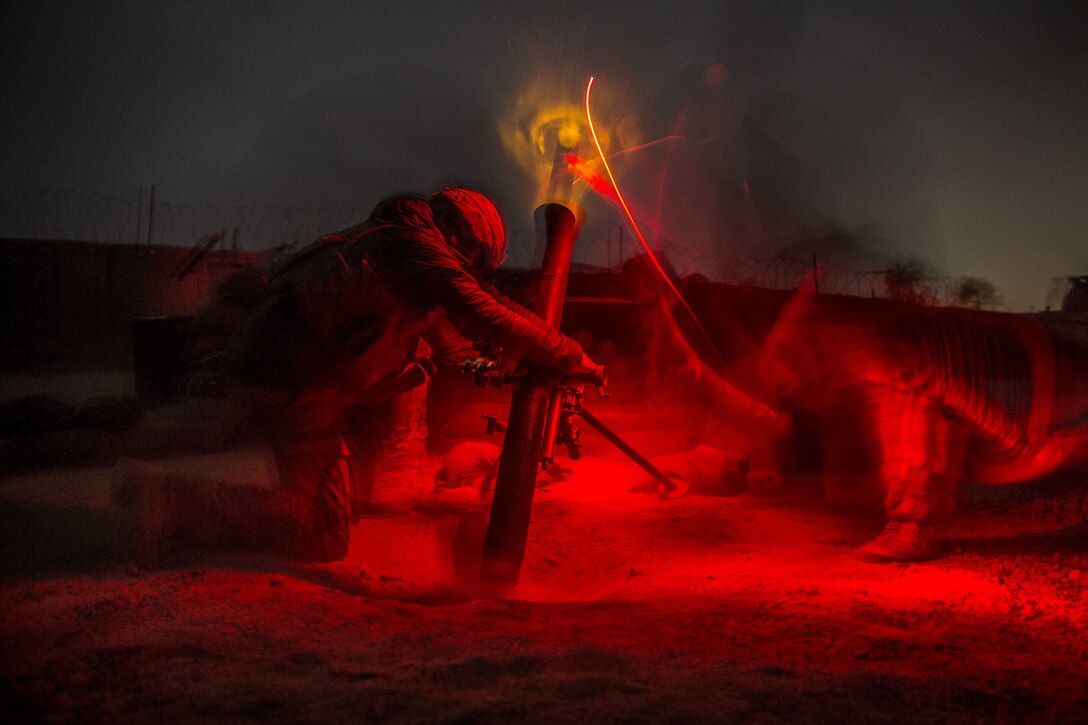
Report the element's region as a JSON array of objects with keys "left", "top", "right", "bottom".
[{"left": 580, "top": 76, "right": 776, "bottom": 423}]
